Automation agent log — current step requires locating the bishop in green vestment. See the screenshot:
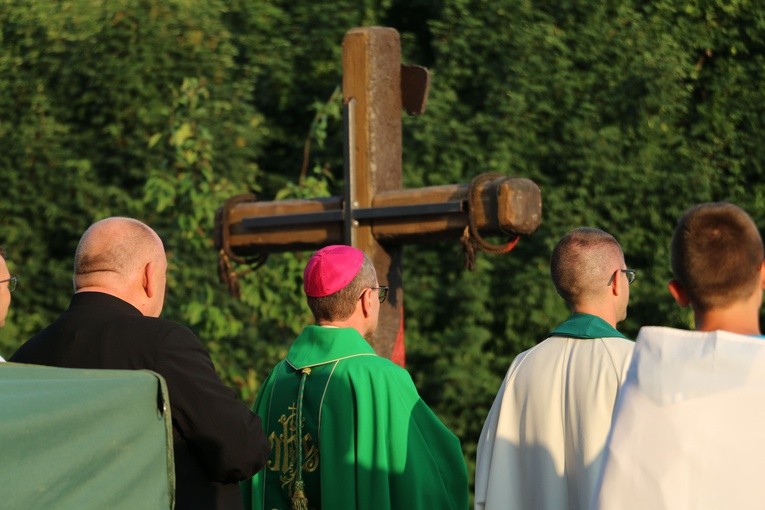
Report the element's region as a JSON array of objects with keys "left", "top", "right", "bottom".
[{"left": 242, "top": 245, "right": 468, "bottom": 510}]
